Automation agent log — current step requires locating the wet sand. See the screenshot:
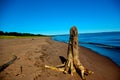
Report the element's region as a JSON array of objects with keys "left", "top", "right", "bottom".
[{"left": 0, "top": 37, "right": 120, "bottom": 80}]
